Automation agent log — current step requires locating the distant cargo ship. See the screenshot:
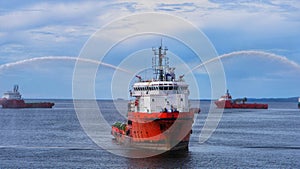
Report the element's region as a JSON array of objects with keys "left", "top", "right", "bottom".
[
  {"left": 215, "top": 90, "right": 268, "bottom": 109},
  {"left": 0, "top": 85, "right": 54, "bottom": 108}
]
